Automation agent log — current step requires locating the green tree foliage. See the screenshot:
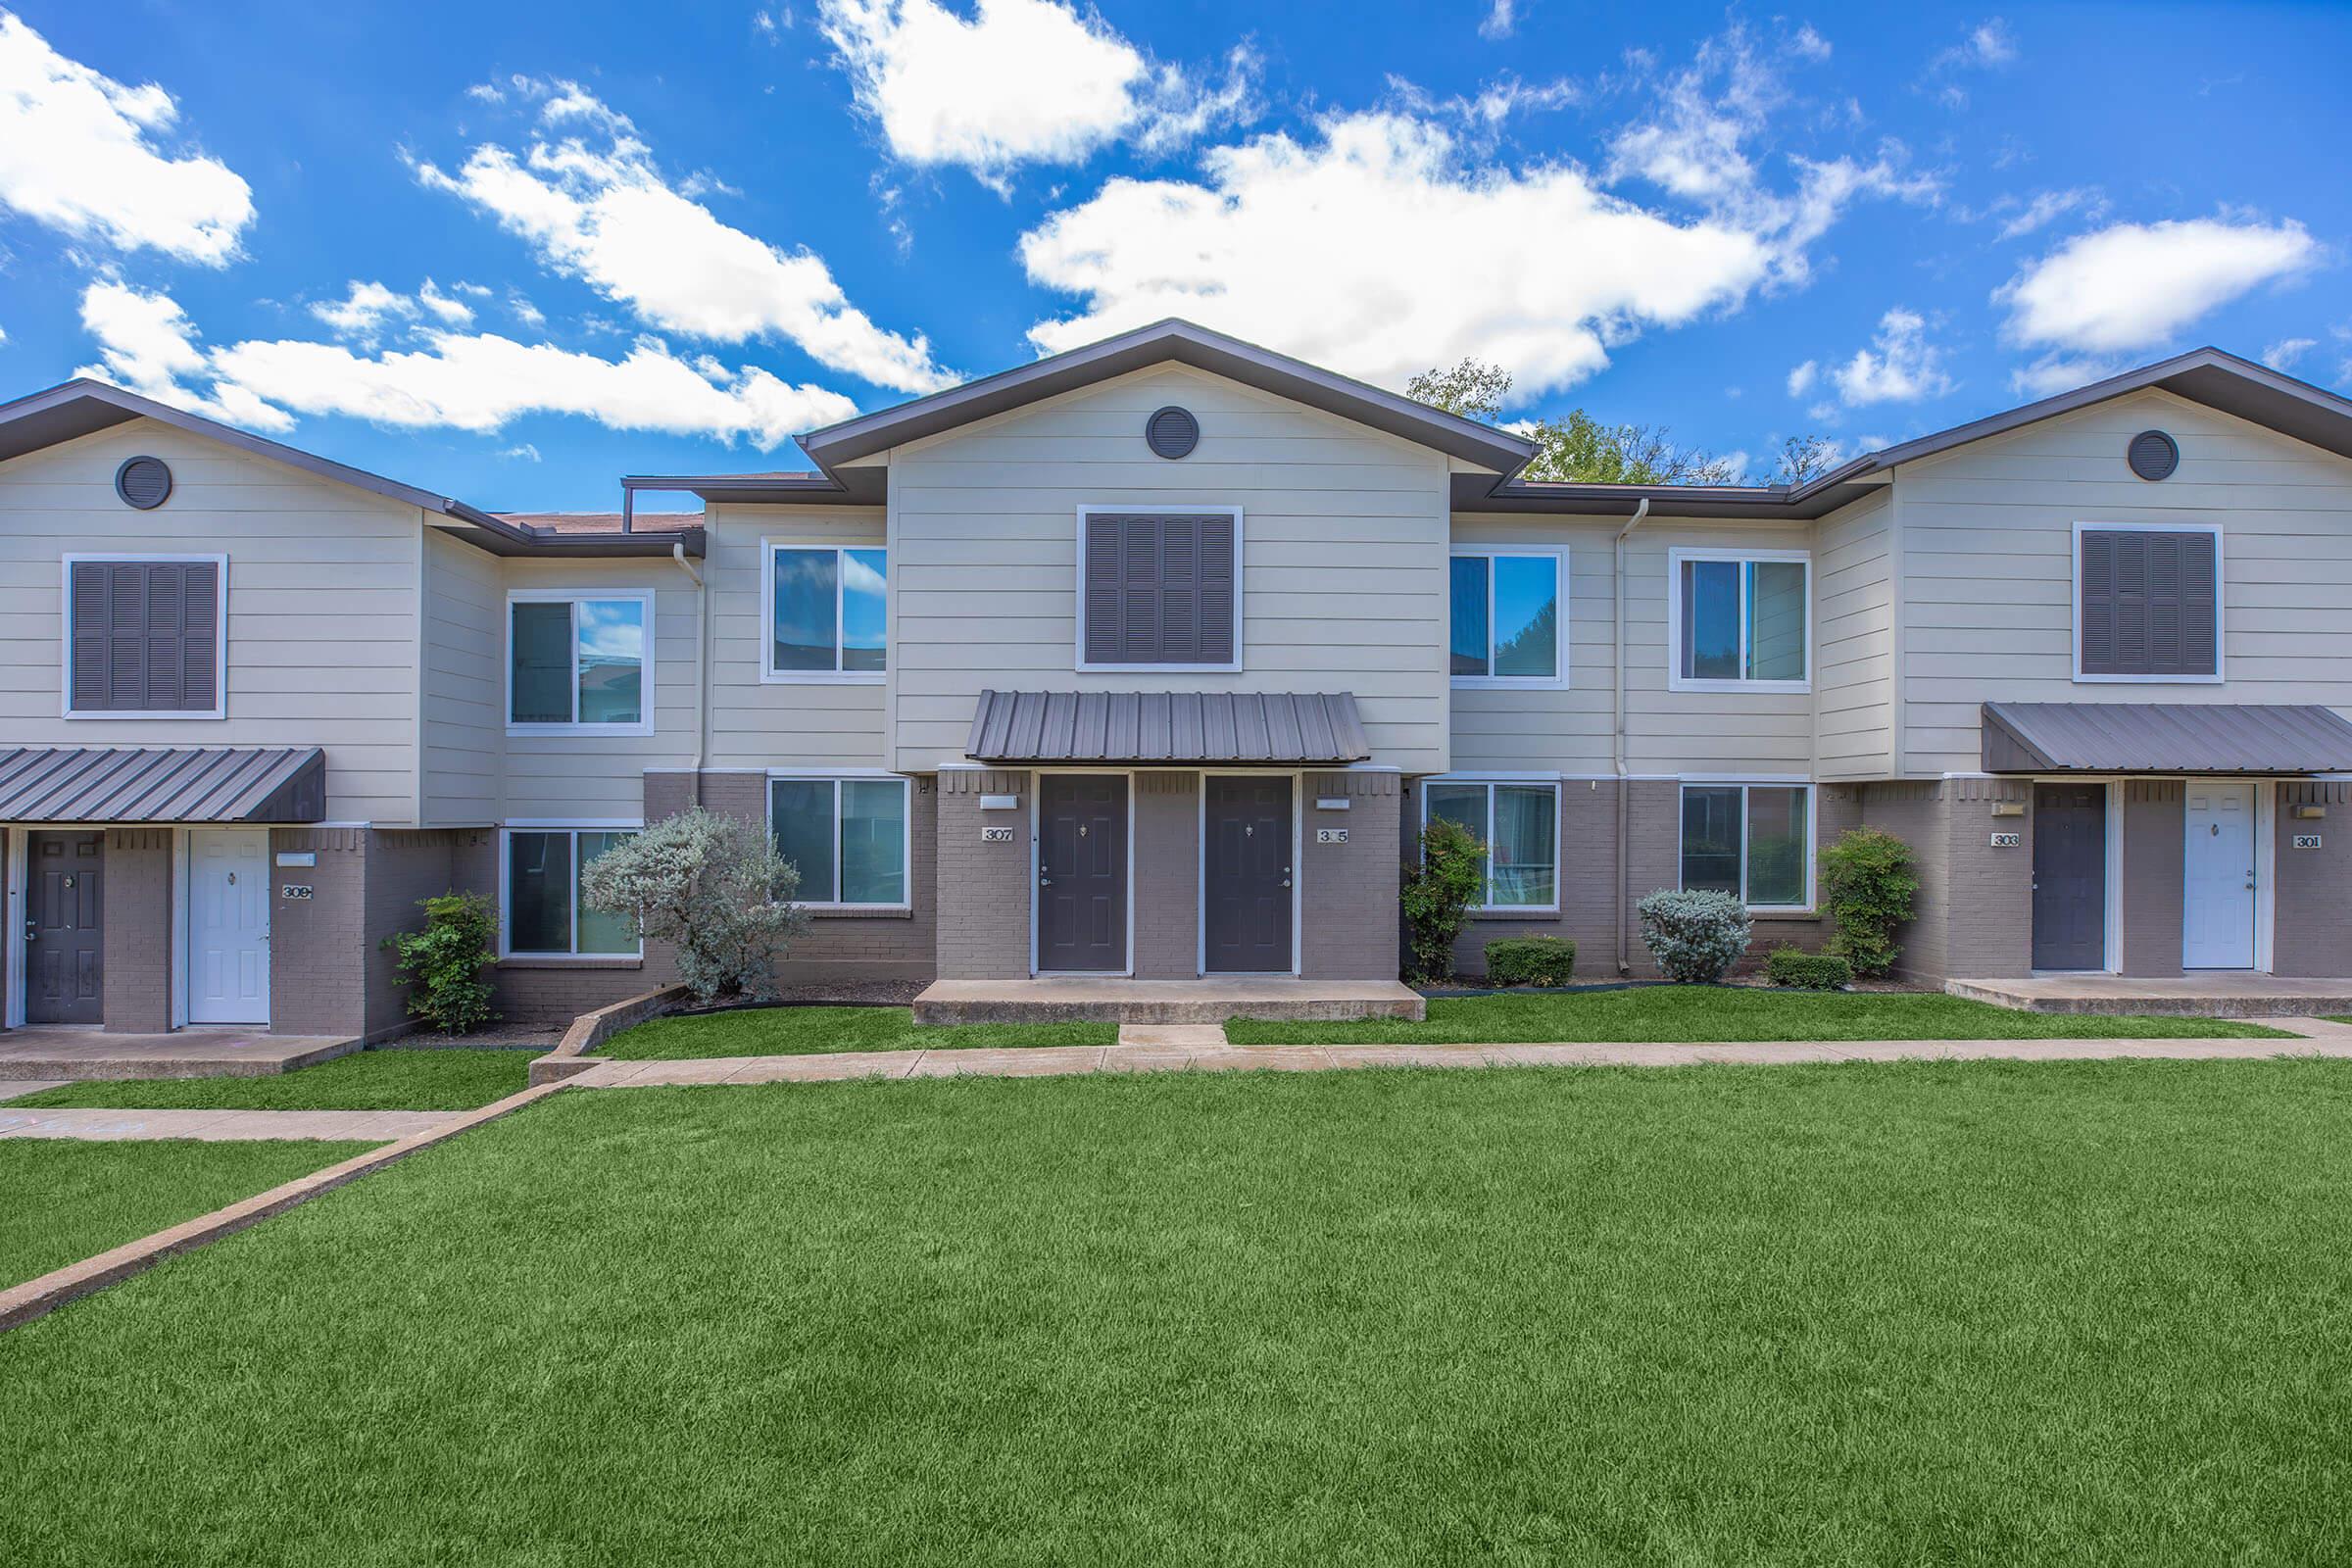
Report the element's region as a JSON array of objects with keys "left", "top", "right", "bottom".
[
  {"left": 580, "top": 808, "right": 810, "bottom": 1004},
  {"left": 1819, "top": 827, "right": 1920, "bottom": 978},
  {"left": 384, "top": 893, "right": 500, "bottom": 1034},
  {"left": 1400, "top": 816, "right": 1488, "bottom": 984}
]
